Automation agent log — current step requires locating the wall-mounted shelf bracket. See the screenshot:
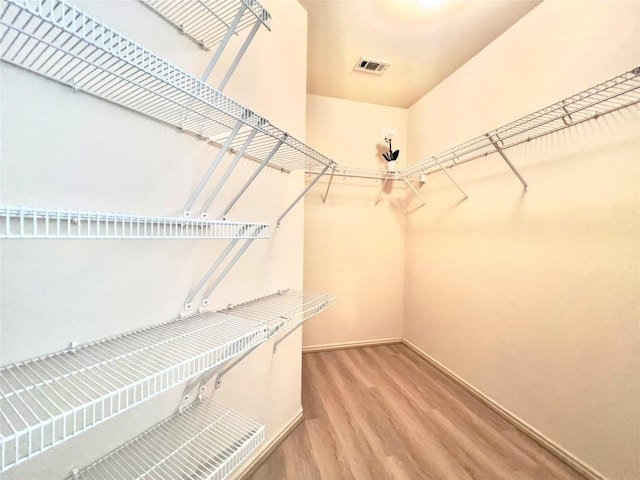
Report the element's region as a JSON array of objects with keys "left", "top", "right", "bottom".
[
  {"left": 182, "top": 224, "right": 265, "bottom": 313},
  {"left": 375, "top": 177, "right": 390, "bottom": 206},
  {"left": 200, "top": 236, "right": 261, "bottom": 306},
  {"left": 201, "top": 128, "right": 259, "bottom": 216},
  {"left": 214, "top": 341, "right": 263, "bottom": 389},
  {"left": 322, "top": 170, "right": 335, "bottom": 203},
  {"left": 438, "top": 163, "right": 468, "bottom": 200},
  {"left": 404, "top": 178, "right": 428, "bottom": 206},
  {"left": 219, "top": 134, "right": 288, "bottom": 220},
  {"left": 184, "top": 120, "right": 244, "bottom": 216},
  {"left": 200, "top": 0, "right": 268, "bottom": 91},
  {"left": 487, "top": 133, "right": 528, "bottom": 191},
  {"left": 277, "top": 164, "right": 331, "bottom": 226}
]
